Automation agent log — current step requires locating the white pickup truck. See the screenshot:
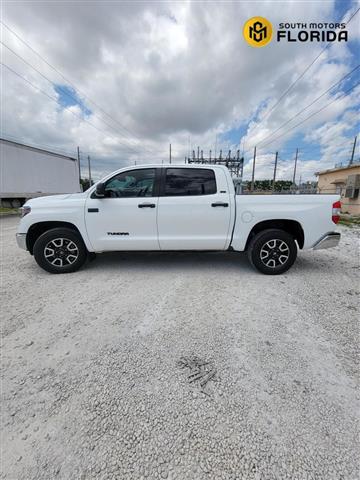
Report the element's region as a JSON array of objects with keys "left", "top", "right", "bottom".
[{"left": 16, "top": 164, "right": 341, "bottom": 275}]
